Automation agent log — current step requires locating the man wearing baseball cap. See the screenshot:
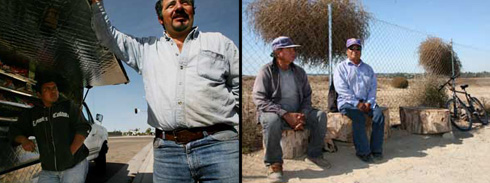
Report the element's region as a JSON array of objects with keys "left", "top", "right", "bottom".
[
  {"left": 333, "top": 38, "right": 385, "bottom": 163},
  {"left": 253, "top": 36, "right": 329, "bottom": 182}
]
